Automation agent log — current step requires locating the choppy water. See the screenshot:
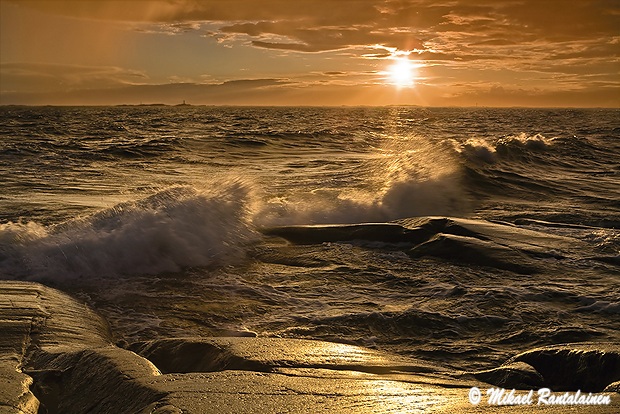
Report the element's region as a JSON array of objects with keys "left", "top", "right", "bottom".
[{"left": 1, "top": 106, "right": 618, "bottom": 372}]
